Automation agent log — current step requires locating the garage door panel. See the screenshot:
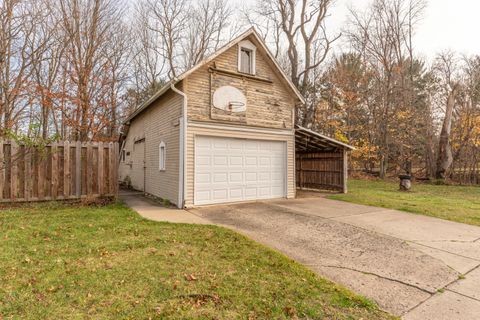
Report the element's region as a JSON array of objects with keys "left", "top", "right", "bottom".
[
  {"left": 229, "top": 156, "right": 243, "bottom": 166},
  {"left": 213, "top": 173, "right": 228, "bottom": 183},
  {"left": 214, "top": 156, "right": 228, "bottom": 165},
  {"left": 245, "top": 156, "right": 257, "bottom": 166},
  {"left": 213, "top": 189, "right": 228, "bottom": 200},
  {"left": 244, "top": 187, "right": 257, "bottom": 198},
  {"left": 196, "top": 190, "right": 211, "bottom": 202},
  {"left": 229, "top": 140, "right": 243, "bottom": 150},
  {"left": 195, "top": 136, "right": 286, "bottom": 205},
  {"left": 213, "top": 140, "right": 228, "bottom": 149},
  {"left": 258, "top": 172, "right": 270, "bottom": 181},
  {"left": 259, "top": 157, "right": 270, "bottom": 166},
  {"left": 196, "top": 173, "right": 211, "bottom": 183},
  {"left": 258, "top": 187, "right": 271, "bottom": 197},
  {"left": 245, "top": 172, "right": 257, "bottom": 182},
  {"left": 230, "top": 188, "right": 243, "bottom": 199},
  {"left": 196, "top": 156, "right": 211, "bottom": 166},
  {"left": 229, "top": 172, "right": 243, "bottom": 183}
]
